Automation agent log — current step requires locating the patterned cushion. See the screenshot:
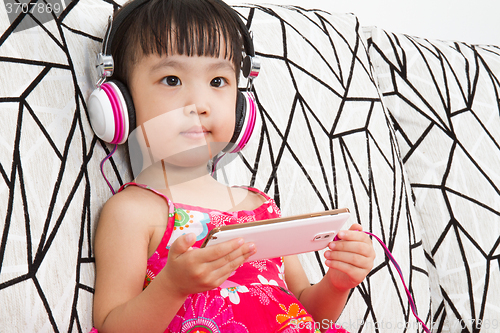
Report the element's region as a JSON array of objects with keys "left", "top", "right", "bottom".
[
  {"left": 0, "top": 2, "right": 430, "bottom": 332},
  {"left": 0, "top": 0, "right": 131, "bottom": 331},
  {"left": 218, "top": 5, "right": 431, "bottom": 332},
  {"left": 368, "top": 27, "right": 500, "bottom": 332}
]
